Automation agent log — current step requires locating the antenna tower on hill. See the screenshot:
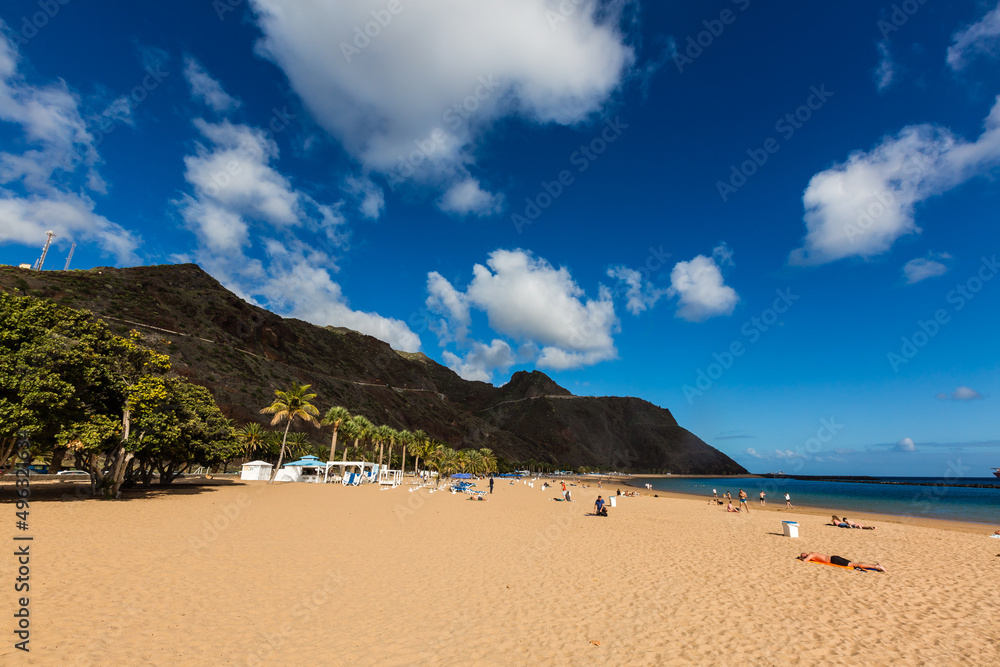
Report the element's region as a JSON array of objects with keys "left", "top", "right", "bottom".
[
  {"left": 33, "top": 231, "right": 56, "bottom": 271},
  {"left": 64, "top": 242, "right": 76, "bottom": 271}
]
